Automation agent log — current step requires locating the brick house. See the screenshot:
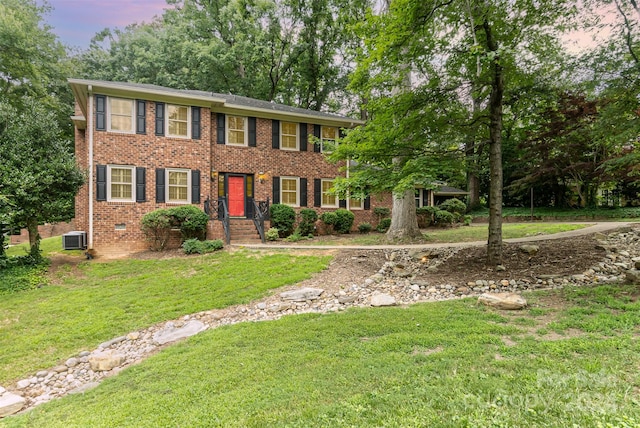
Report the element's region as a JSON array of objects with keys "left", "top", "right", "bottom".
[{"left": 69, "top": 79, "right": 391, "bottom": 255}]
